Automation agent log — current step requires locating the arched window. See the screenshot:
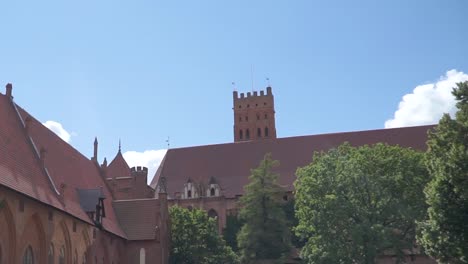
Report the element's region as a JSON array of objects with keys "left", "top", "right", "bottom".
[
  {"left": 73, "top": 250, "right": 78, "bottom": 264},
  {"left": 208, "top": 209, "right": 219, "bottom": 230},
  {"left": 58, "top": 246, "right": 65, "bottom": 264},
  {"left": 257, "top": 128, "right": 261, "bottom": 137},
  {"left": 139, "top": 248, "right": 145, "bottom": 264},
  {"left": 187, "top": 190, "right": 192, "bottom": 198},
  {"left": 23, "top": 246, "right": 34, "bottom": 264},
  {"left": 246, "top": 129, "right": 250, "bottom": 139},
  {"left": 48, "top": 244, "right": 54, "bottom": 264},
  {"left": 239, "top": 130, "right": 243, "bottom": 140},
  {"left": 265, "top": 127, "right": 269, "bottom": 137},
  {"left": 210, "top": 187, "right": 215, "bottom": 196}
]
